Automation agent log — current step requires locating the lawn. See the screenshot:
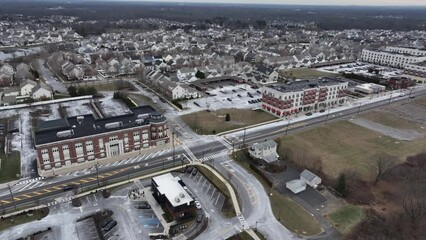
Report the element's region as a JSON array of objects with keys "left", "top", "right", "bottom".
[
  {"left": 282, "top": 68, "right": 338, "bottom": 79},
  {"left": 0, "top": 208, "right": 49, "bottom": 231},
  {"left": 181, "top": 109, "right": 277, "bottom": 135},
  {"left": 195, "top": 165, "right": 237, "bottom": 218},
  {"left": 128, "top": 93, "right": 164, "bottom": 112},
  {"left": 232, "top": 151, "right": 322, "bottom": 236},
  {"left": 361, "top": 111, "right": 422, "bottom": 130},
  {"left": 327, "top": 205, "right": 364, "bottom": 235},
  {"left": 278, "top": 121, "right": 426, "bottom": 181},
  {"left": 0, "top": 151, "right": 21, "bottom": 184}
]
